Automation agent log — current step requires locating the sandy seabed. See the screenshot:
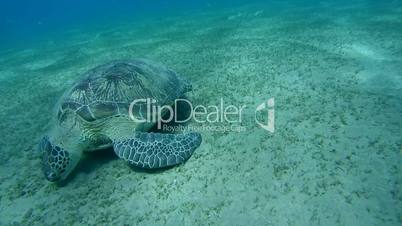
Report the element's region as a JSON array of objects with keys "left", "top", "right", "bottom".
[{"left": 0, "top": 1, "right": 401, "bottom": 225}]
